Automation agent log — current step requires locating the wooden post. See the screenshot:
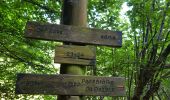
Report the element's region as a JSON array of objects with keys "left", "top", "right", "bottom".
[
  {"left": 15, "top": 0, "right": 125, "bottom": 98},
  {"left": 58, "top": 0, "right": 88, "bottom": 100}
]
